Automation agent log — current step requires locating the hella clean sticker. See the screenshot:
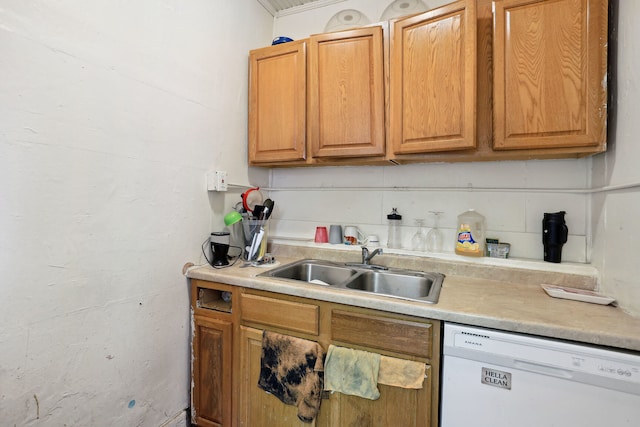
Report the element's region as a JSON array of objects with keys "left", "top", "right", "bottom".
[{"left": 481, "top": 367, "right": 512, "bottom": 390}]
